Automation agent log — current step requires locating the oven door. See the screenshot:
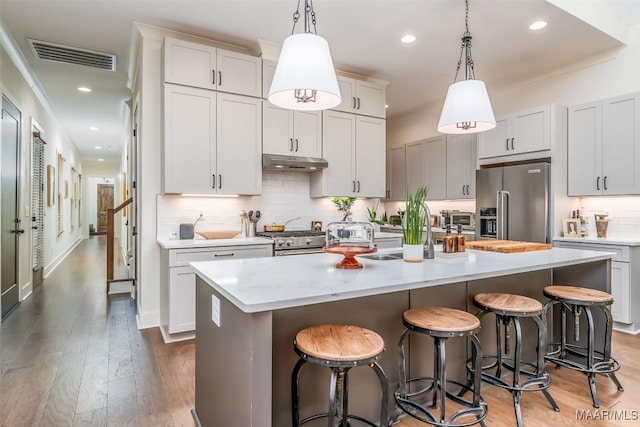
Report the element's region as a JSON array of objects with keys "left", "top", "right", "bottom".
[{"left": 274, "top": 248, "right": 324, "bottom": 256}]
